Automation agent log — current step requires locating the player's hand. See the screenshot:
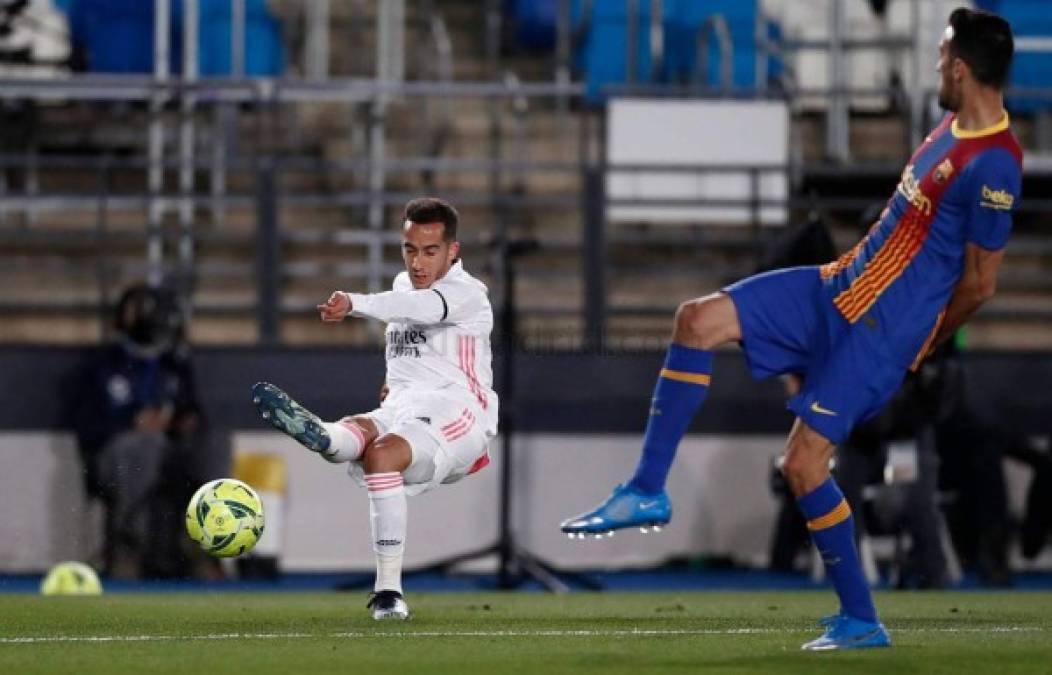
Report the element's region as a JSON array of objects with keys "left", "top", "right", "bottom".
[
  {"left": 135, "top": 405, "right": 173, "bottom": 433},
  {"left": 317, "top": 292, "right": 351, "bottom": 322},
  {"left": 379, "top": 383, "right": 389, "bottom": 404}
]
